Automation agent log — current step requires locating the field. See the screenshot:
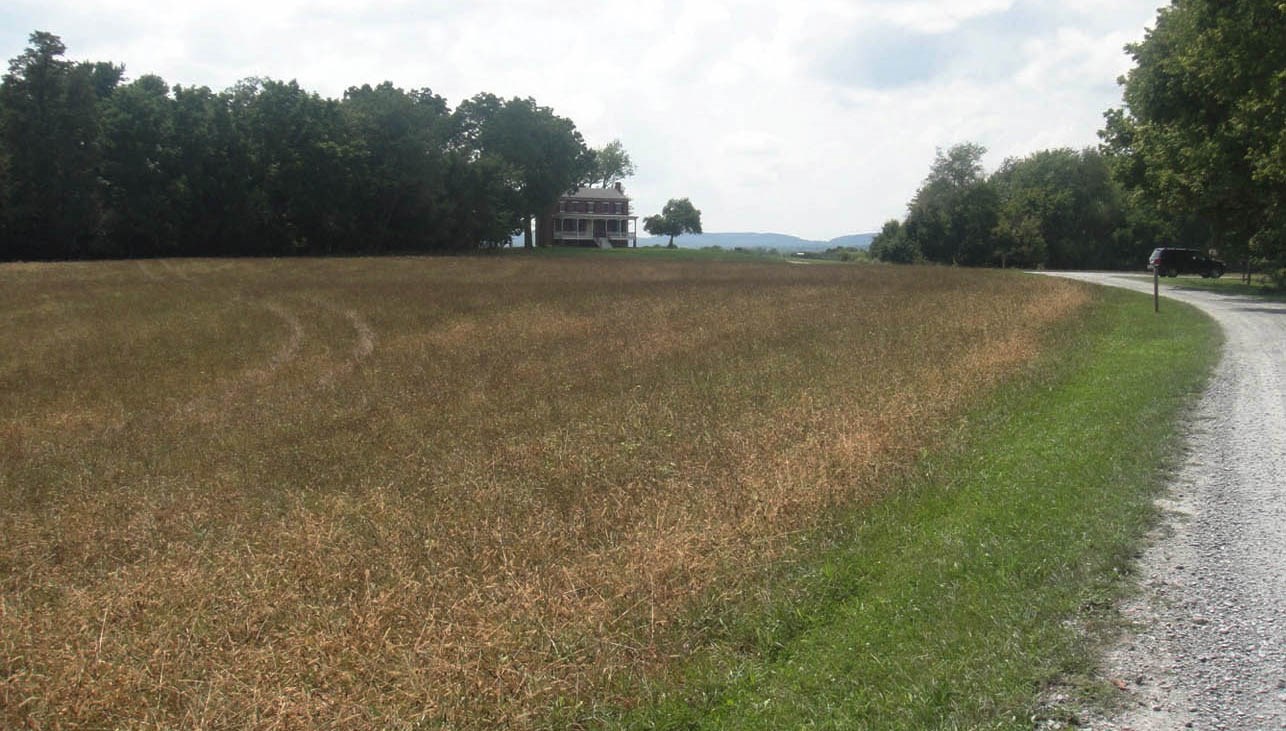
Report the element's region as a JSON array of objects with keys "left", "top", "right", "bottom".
[{"left": 1, "top": 256, "right": 1091, "bottom": 728}]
